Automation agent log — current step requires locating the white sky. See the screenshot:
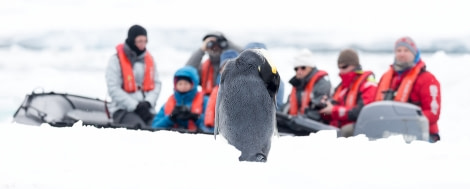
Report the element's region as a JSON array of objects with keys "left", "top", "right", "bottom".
[{"left": 1, "top": 0, "right": 469, "bottom": 38}]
